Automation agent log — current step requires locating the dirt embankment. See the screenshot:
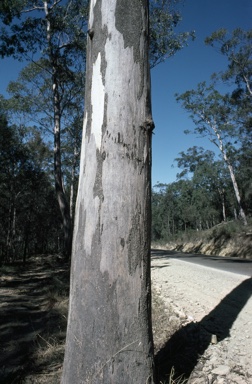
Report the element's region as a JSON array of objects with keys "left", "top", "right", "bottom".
[{"left": 154, "top": 228, "right": 252, "bottom": 259}]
